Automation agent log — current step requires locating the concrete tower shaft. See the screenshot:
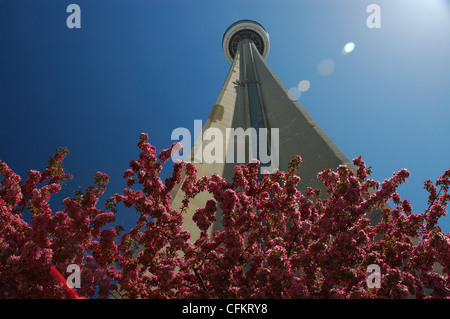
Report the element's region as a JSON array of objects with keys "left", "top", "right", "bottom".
[{"left": 169, "top": 21, "right": 382, "bottom": 242}]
